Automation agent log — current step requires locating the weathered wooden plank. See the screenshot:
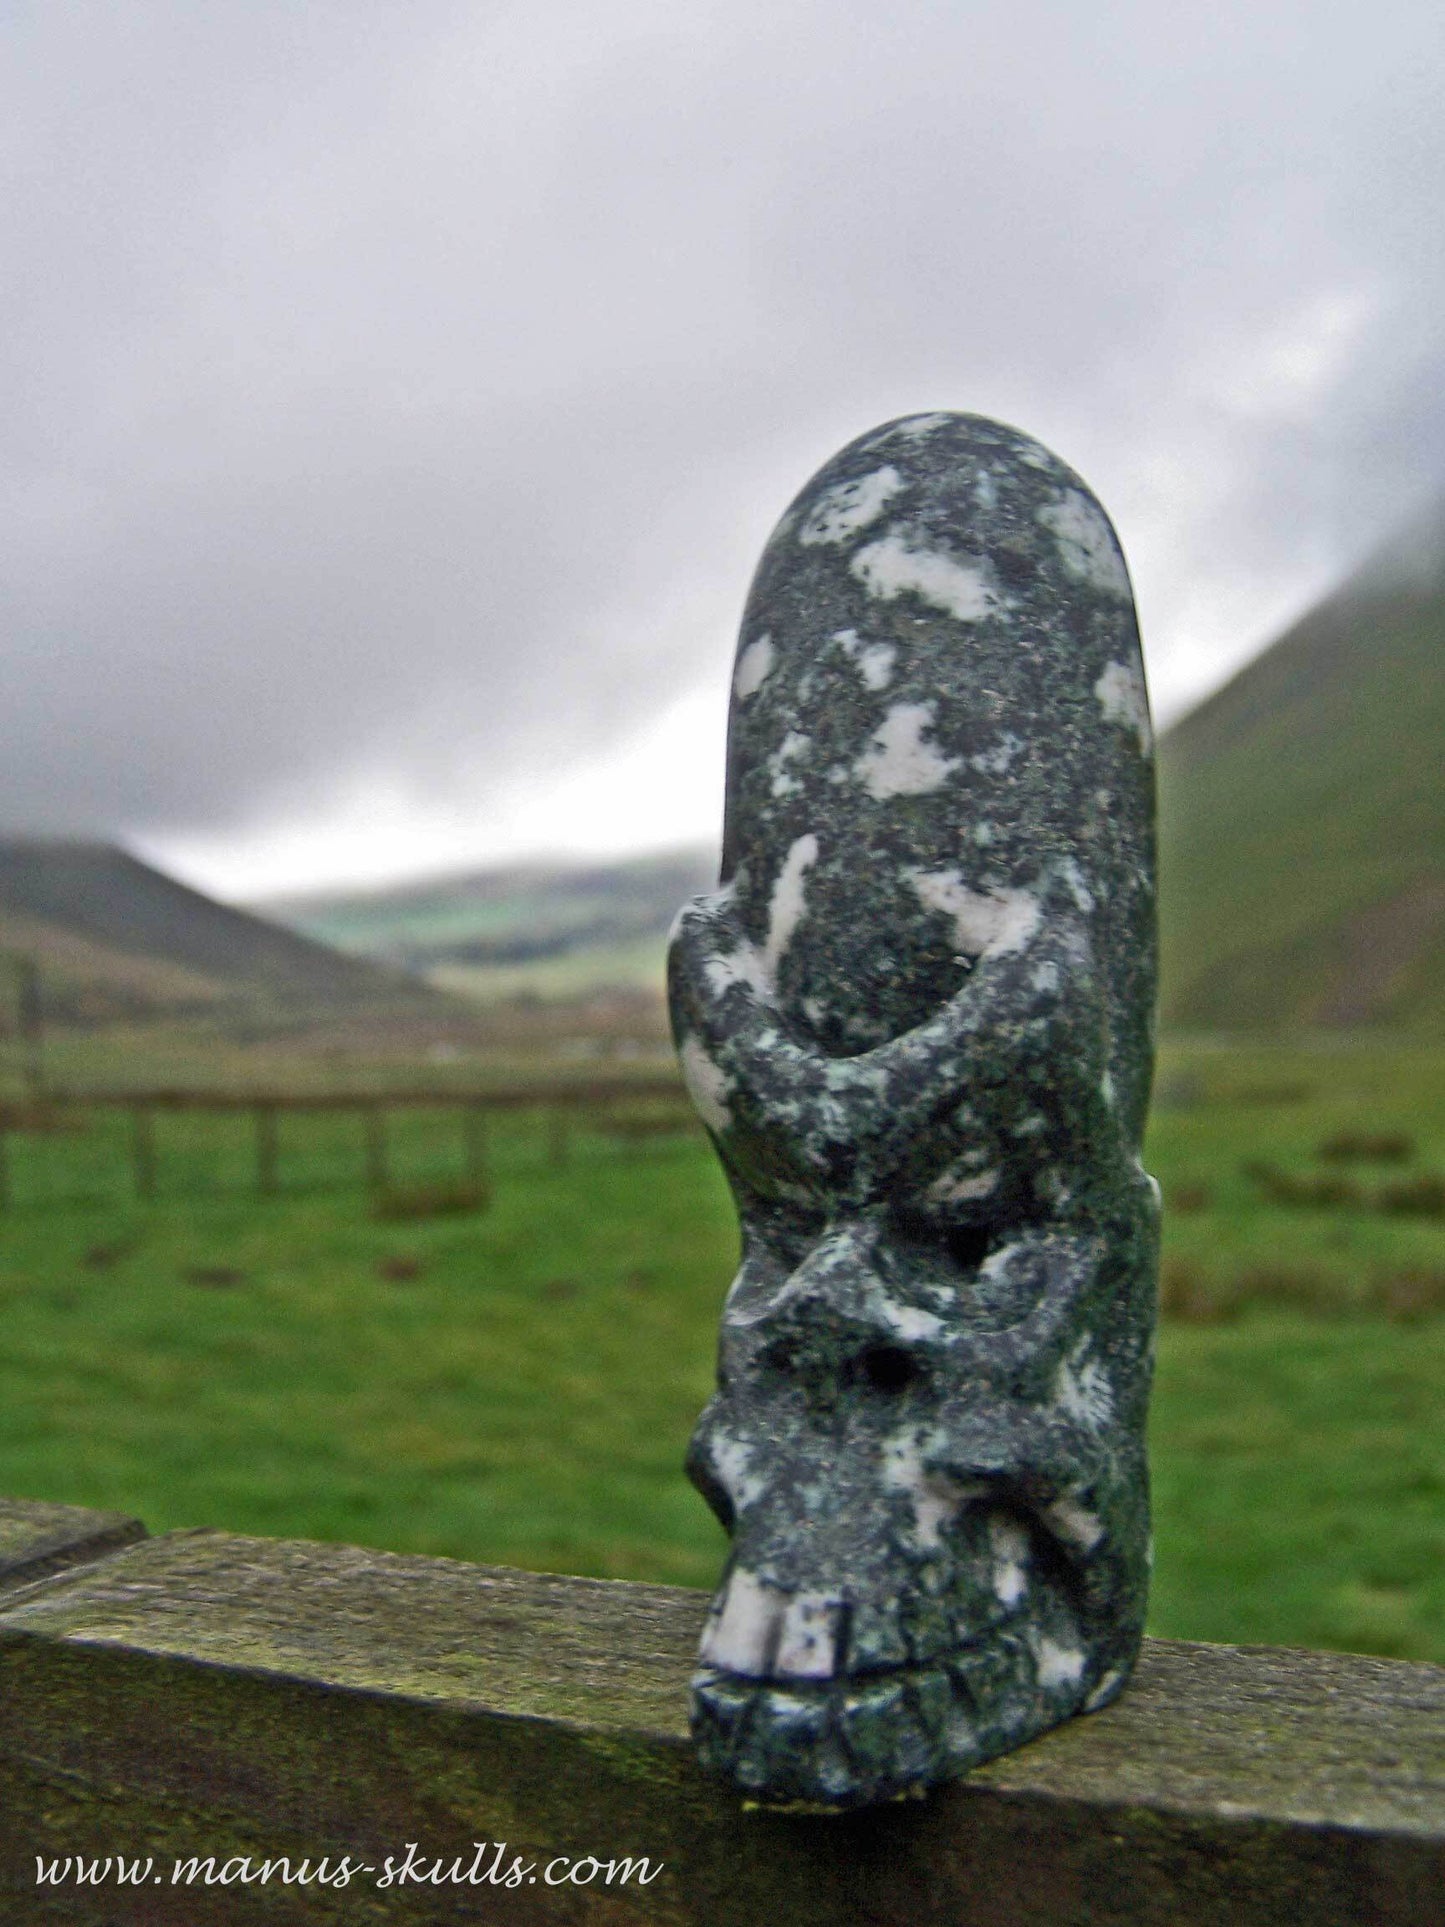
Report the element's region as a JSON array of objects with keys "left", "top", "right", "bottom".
[
  {"left": 0, "top": 1496, "right": 146, "bottom": 1592},
  {"left": 0, "top": 1528, "right": 1438, "bottom": 1924}
]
